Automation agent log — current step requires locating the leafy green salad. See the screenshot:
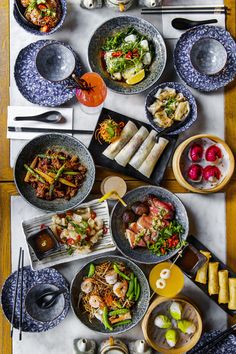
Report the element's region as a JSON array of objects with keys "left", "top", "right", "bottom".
[{"left": 101, "top": 27, "right": 154, "bottom": 85}]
